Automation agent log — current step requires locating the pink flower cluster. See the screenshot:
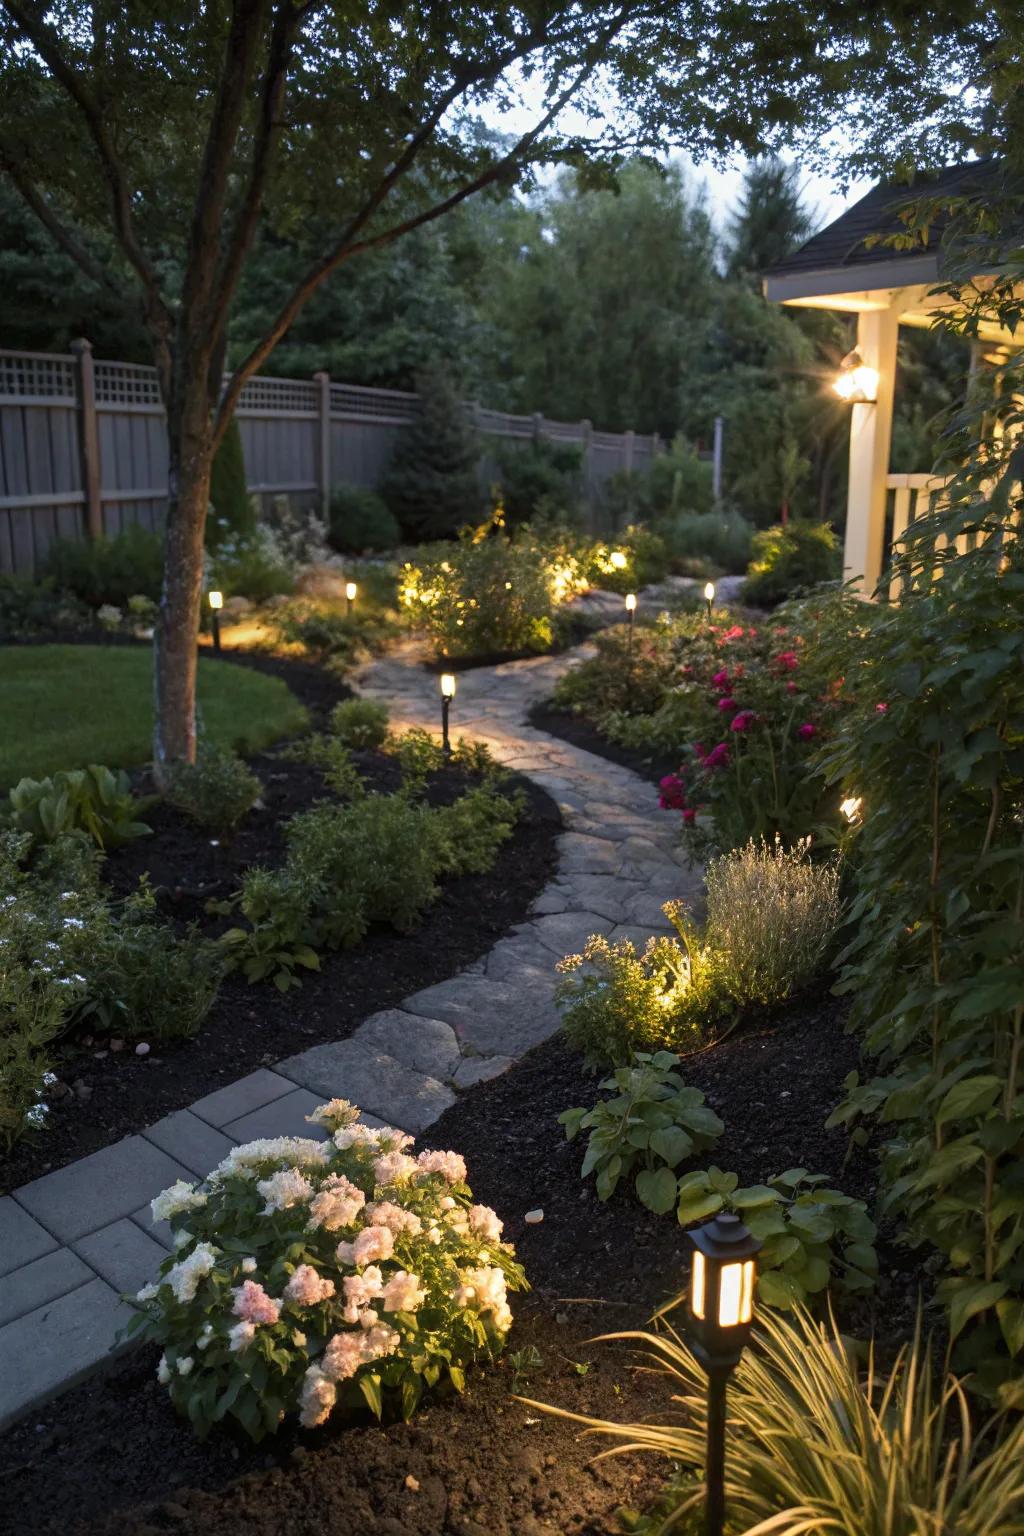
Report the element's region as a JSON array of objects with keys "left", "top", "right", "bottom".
[
  {"left": 284, "top": 1264, "right": 336, "bottom": 1307},
  {"left": 336, "top": 1224, "right": 395, "bottom": 1268},
  {"left": 307, "top": 1172, "right": 366, "bottom": 1232},
  {"left": 233, "top": 1279, "right": 281, "bottom": 1325},
  {"left": 416, "top": 1149, "right": 467, "bottom": 1184},
  {"left": 658, "top": 771, "right": 697, "bottom": 826}
]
